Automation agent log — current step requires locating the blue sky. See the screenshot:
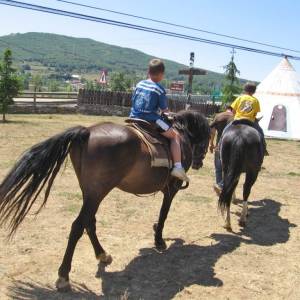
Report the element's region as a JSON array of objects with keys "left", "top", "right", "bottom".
[{"left": 0, "top": 0, "right": 299, "bottom": 81}]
